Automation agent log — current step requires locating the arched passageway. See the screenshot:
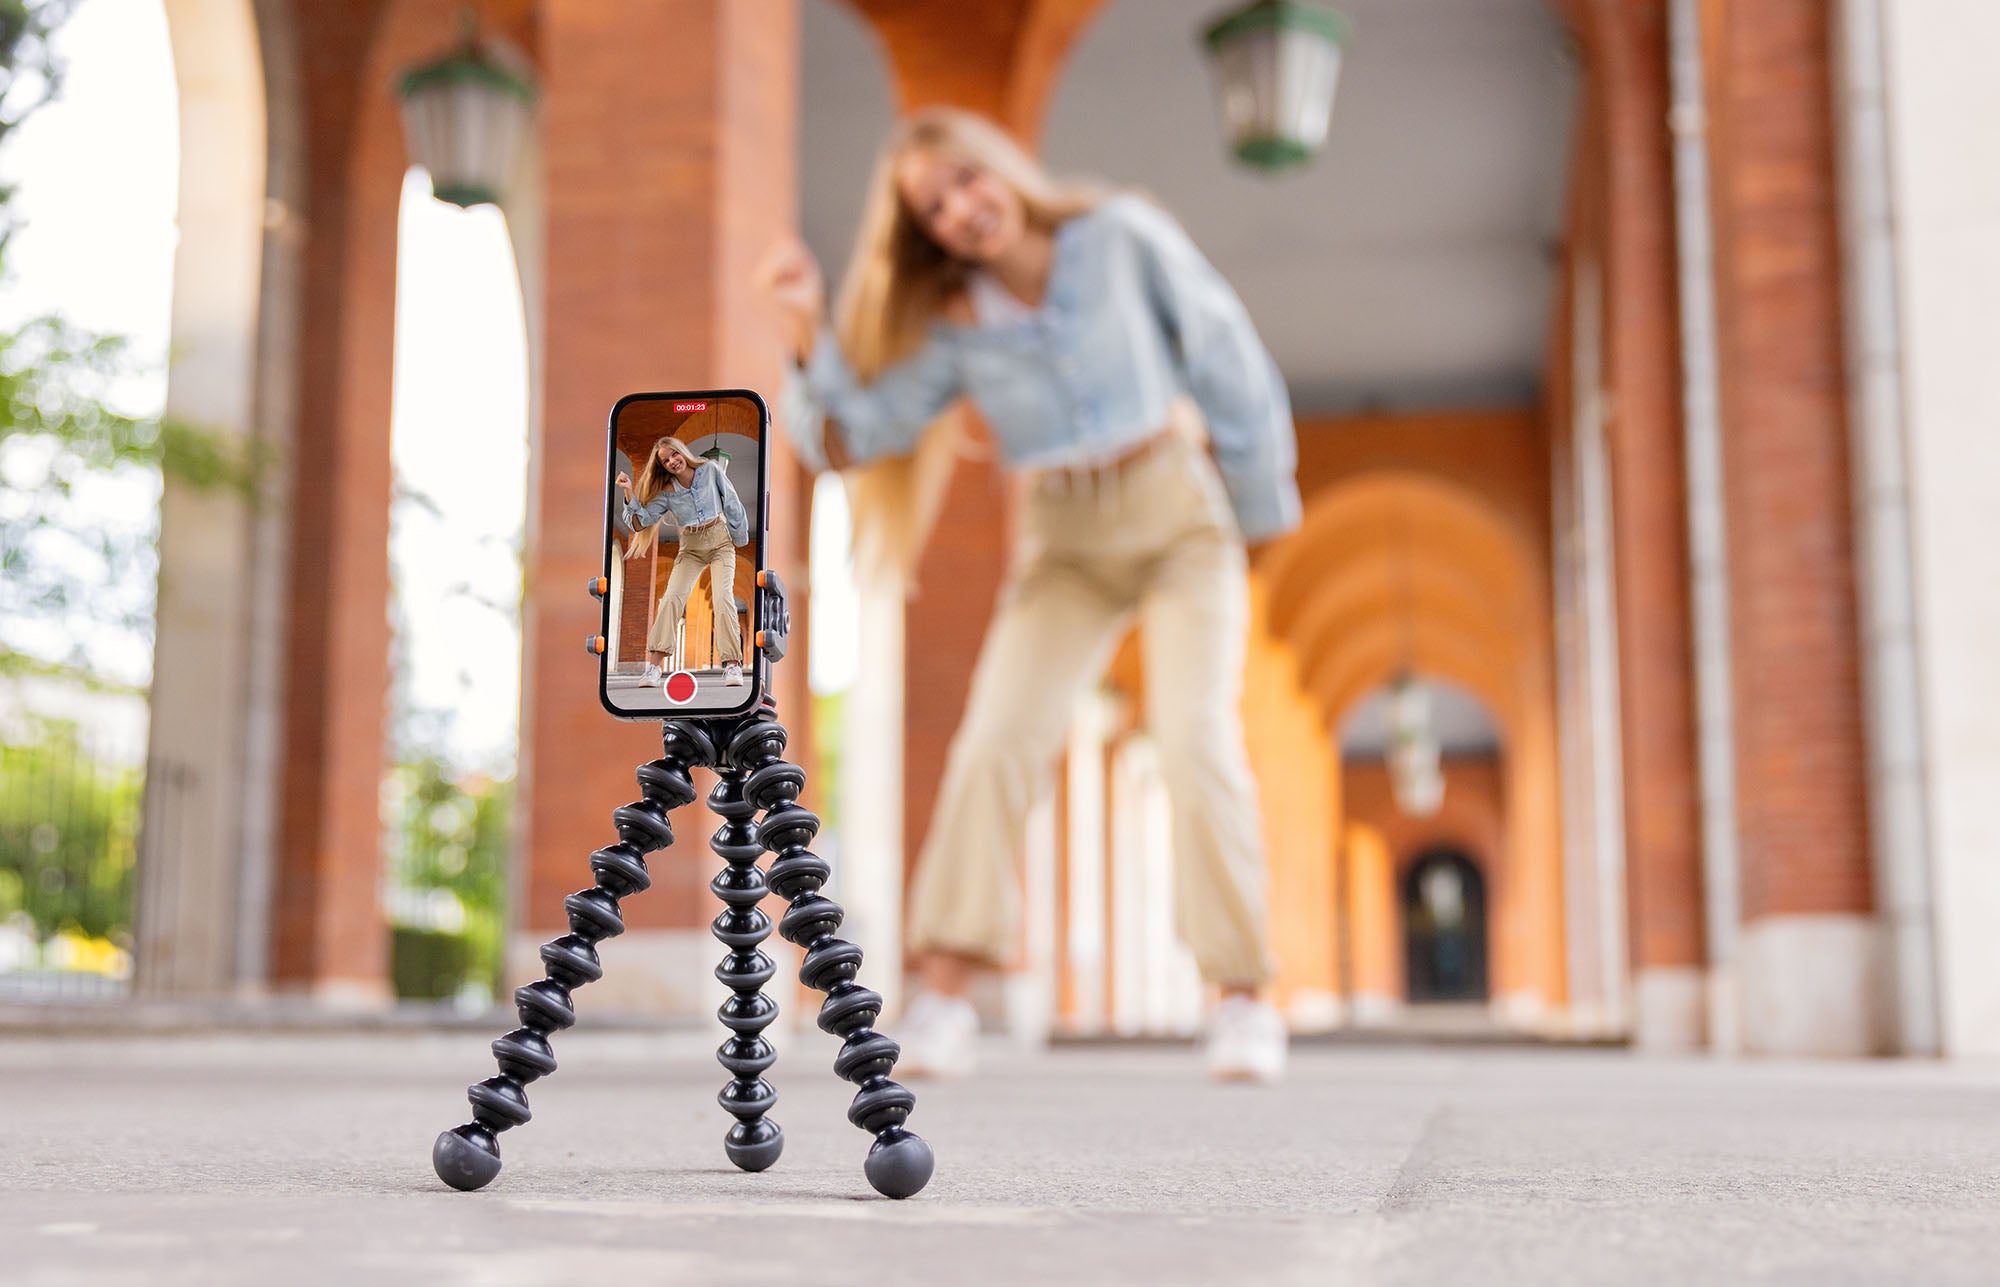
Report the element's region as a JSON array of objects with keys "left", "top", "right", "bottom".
[{"left": 1403, "top": 847, "right": 1491, "bottom": 1004}]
